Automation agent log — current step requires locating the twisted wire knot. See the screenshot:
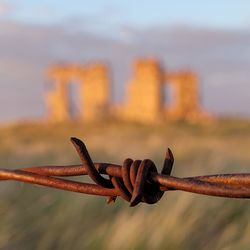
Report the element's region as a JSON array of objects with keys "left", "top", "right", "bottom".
[{"left": 71, "top": 137, "right": 174, "bottom": 206}]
